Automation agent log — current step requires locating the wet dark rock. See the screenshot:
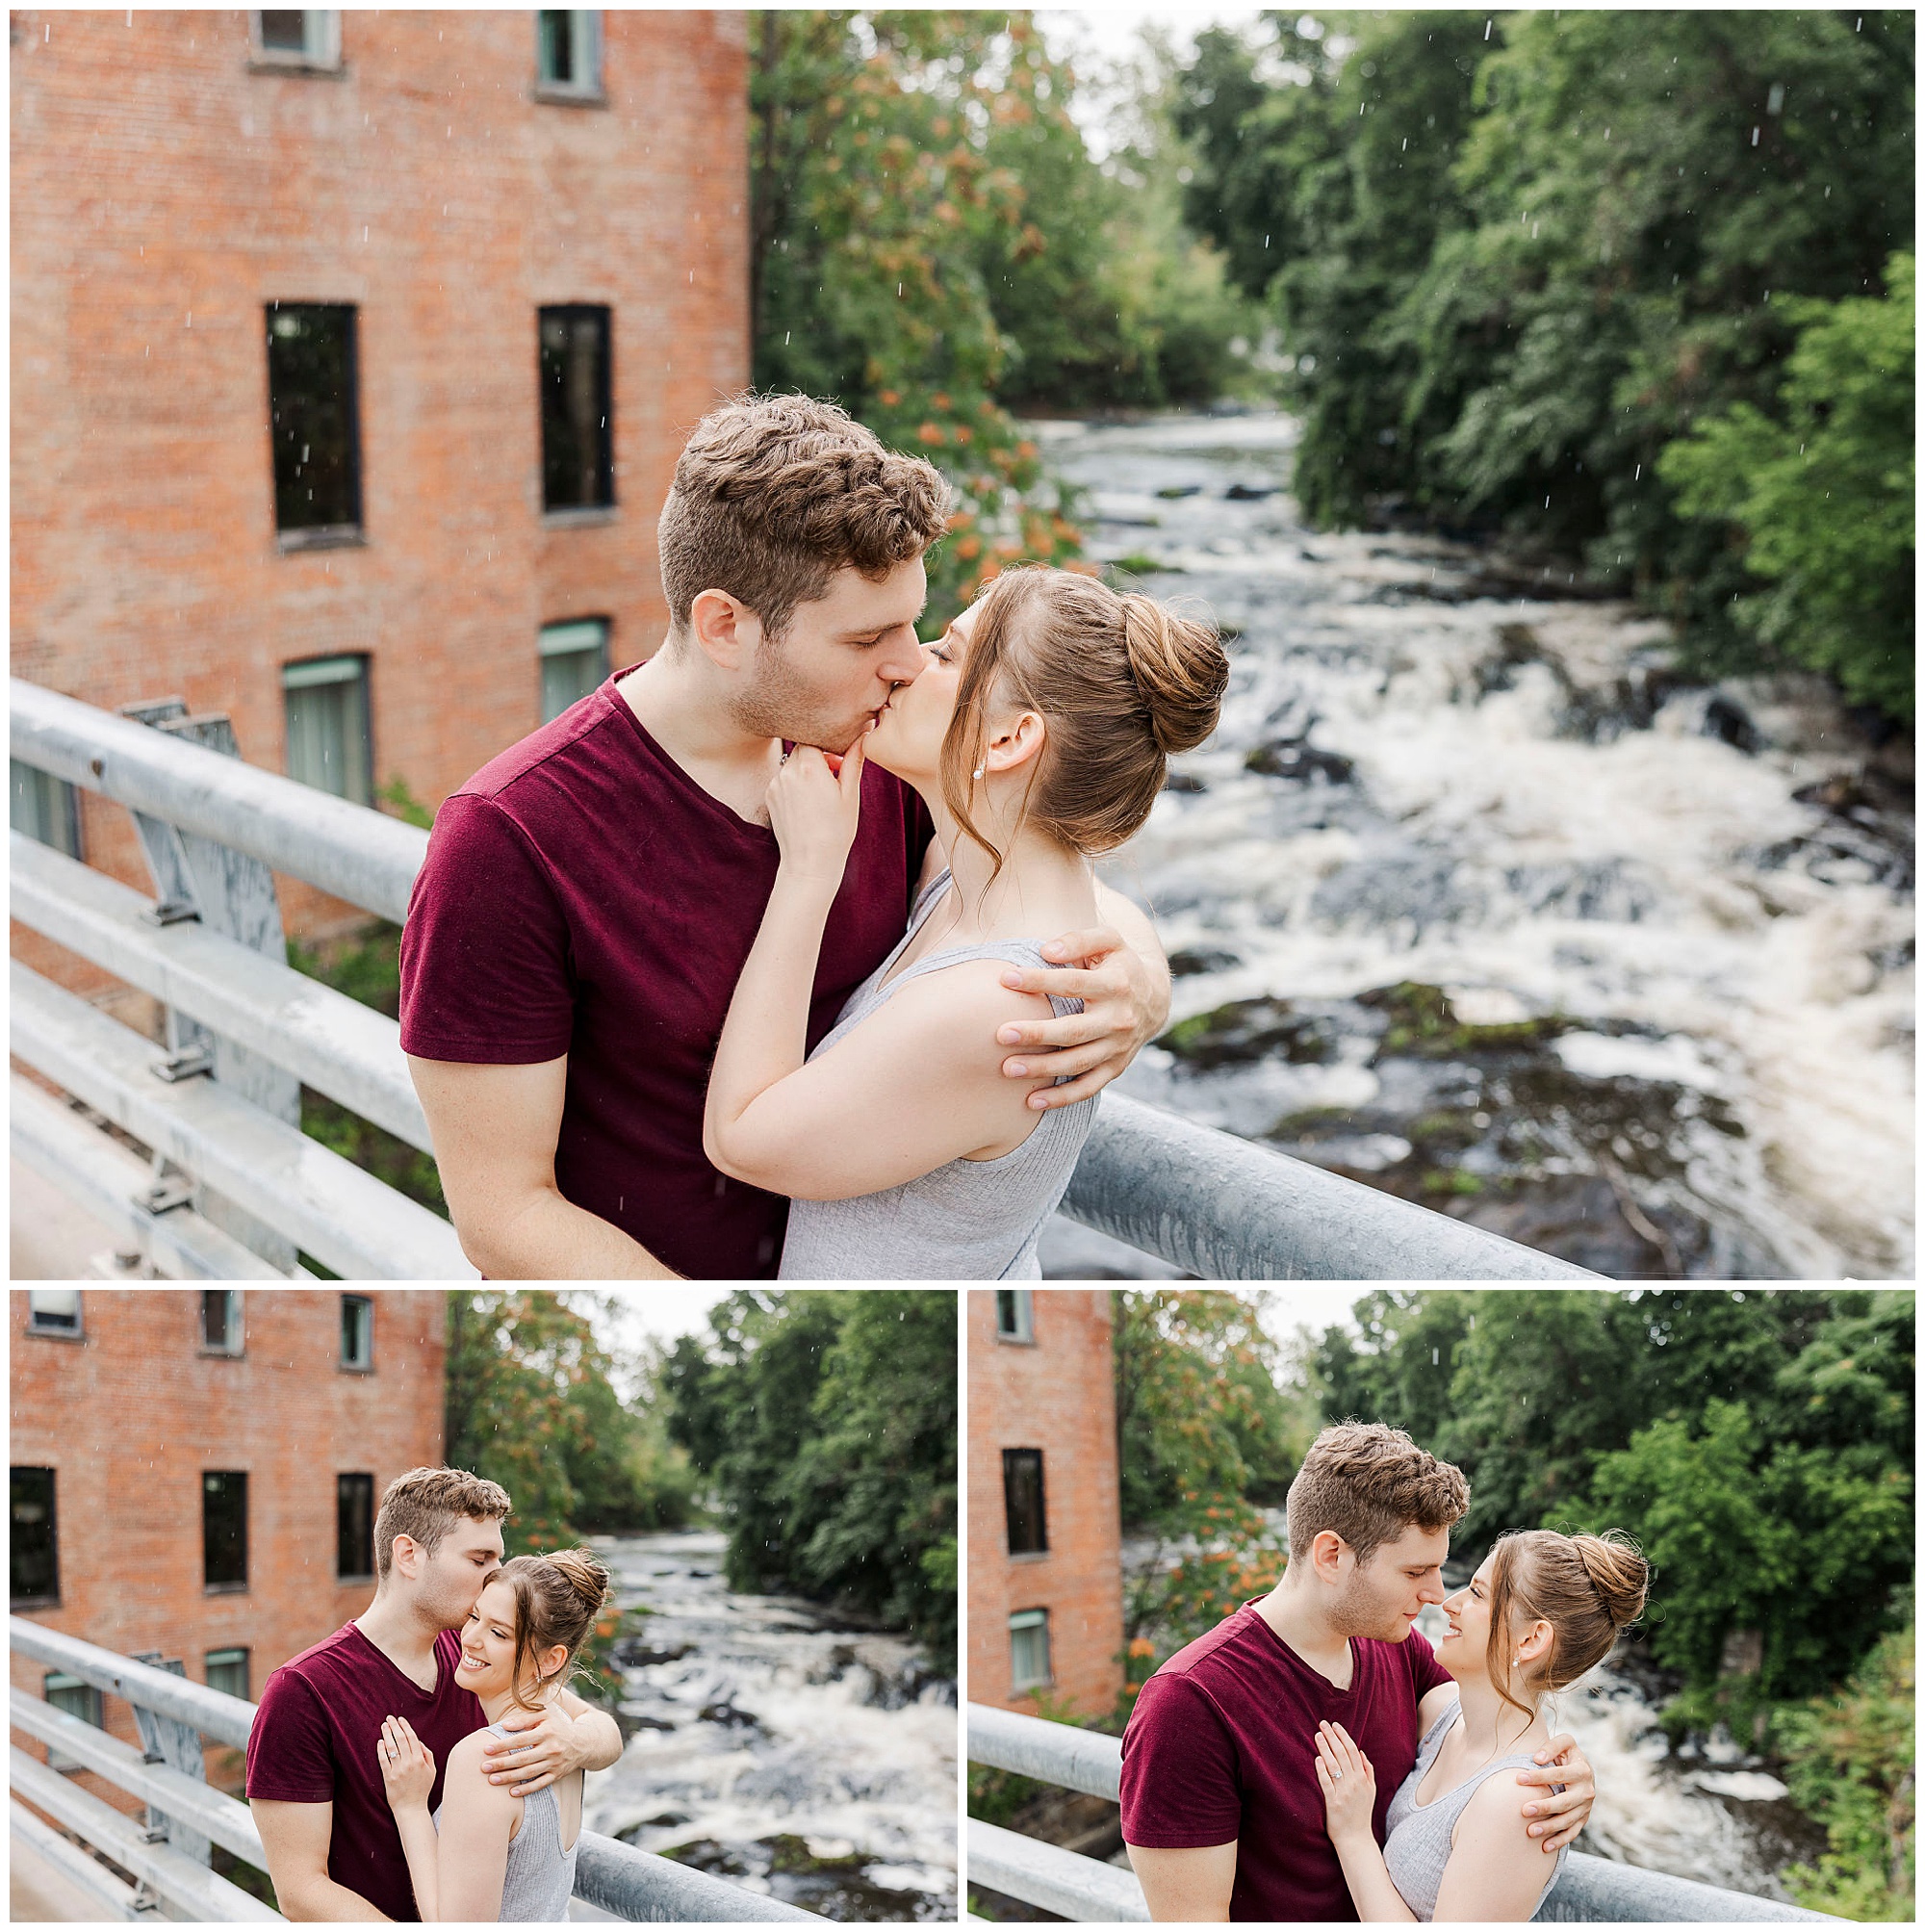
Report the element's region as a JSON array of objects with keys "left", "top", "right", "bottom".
[
  {"left": 622, "top": 1713, "right": 678, "bottom": 1733},
  {"left": 1357, "top": 982, "right": 1569, "bottom": 1061},
  {"left": 1168, "top": 944, "right": 1242, "bottom": 978},
  {"left": 611, "top": 1637, "right": 695, "bottom": 1668},
  {"left": 1503, "top": 859, "right": 1658, "bottom": 924},
  {"left": 699, "top": 1700, "right": 759, "bottom": 1730},
  {"left": 1702, "top": 693, "right": 1764, "bottom": 755},
  {"left": 1309, "top": 854, "right": 1488, "bottom": 935},
  {"left": 1163, "top": 771, "right": 1208, "bottom": 793},
  {"left": 631, "top": 1808, "right": 692, "bottom": 1829},
  {"left": 1245, "top": 737, "right": 1355, "bottom": 785},
  {"left": 1225, "top": 481, "right": 1274, "bottom": 500},
  {"left": 1155, "top": 484, "right": 1201, "bottom": 499},
  {"left": 1158, "top": 996, "right": 1339, "bottom": 1069},
  {"left": 659, "top": 1837, "right": 748, "bottom": 1875},
  {"left": 667, "top": 1835, "right": 948, "bottom": 1923}
]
